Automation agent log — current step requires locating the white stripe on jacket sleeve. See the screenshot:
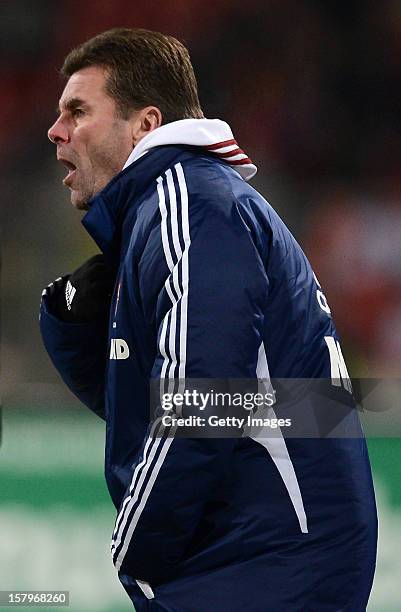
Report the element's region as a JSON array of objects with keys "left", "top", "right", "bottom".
[{"left": 111, "top": 163, "right": 191, "bottom": 571}]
